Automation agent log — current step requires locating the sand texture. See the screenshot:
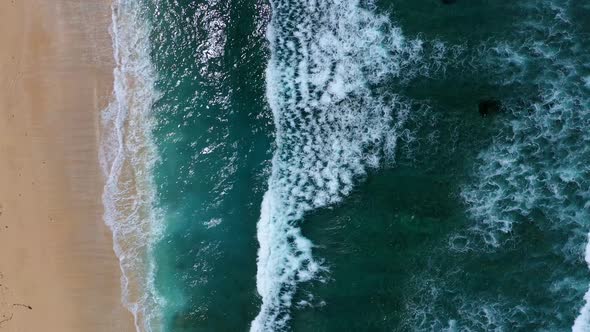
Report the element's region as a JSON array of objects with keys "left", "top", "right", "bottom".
[{"left": 0, "top": 0, "right": 134, "bottom": 331}]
